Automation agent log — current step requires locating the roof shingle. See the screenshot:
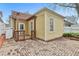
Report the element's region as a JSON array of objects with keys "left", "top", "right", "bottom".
[{"left": 11, "top": 11, "right": 32, "bottom": 20}]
